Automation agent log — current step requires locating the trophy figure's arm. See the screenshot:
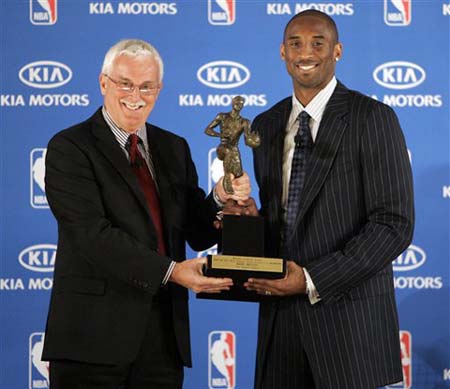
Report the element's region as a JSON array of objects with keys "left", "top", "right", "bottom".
[
  {"left": 205, "top": 114, "right": 223, "bottom": 137},
  {"left": 243, "top": 119, "right": 261, "bottom": 148}
]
